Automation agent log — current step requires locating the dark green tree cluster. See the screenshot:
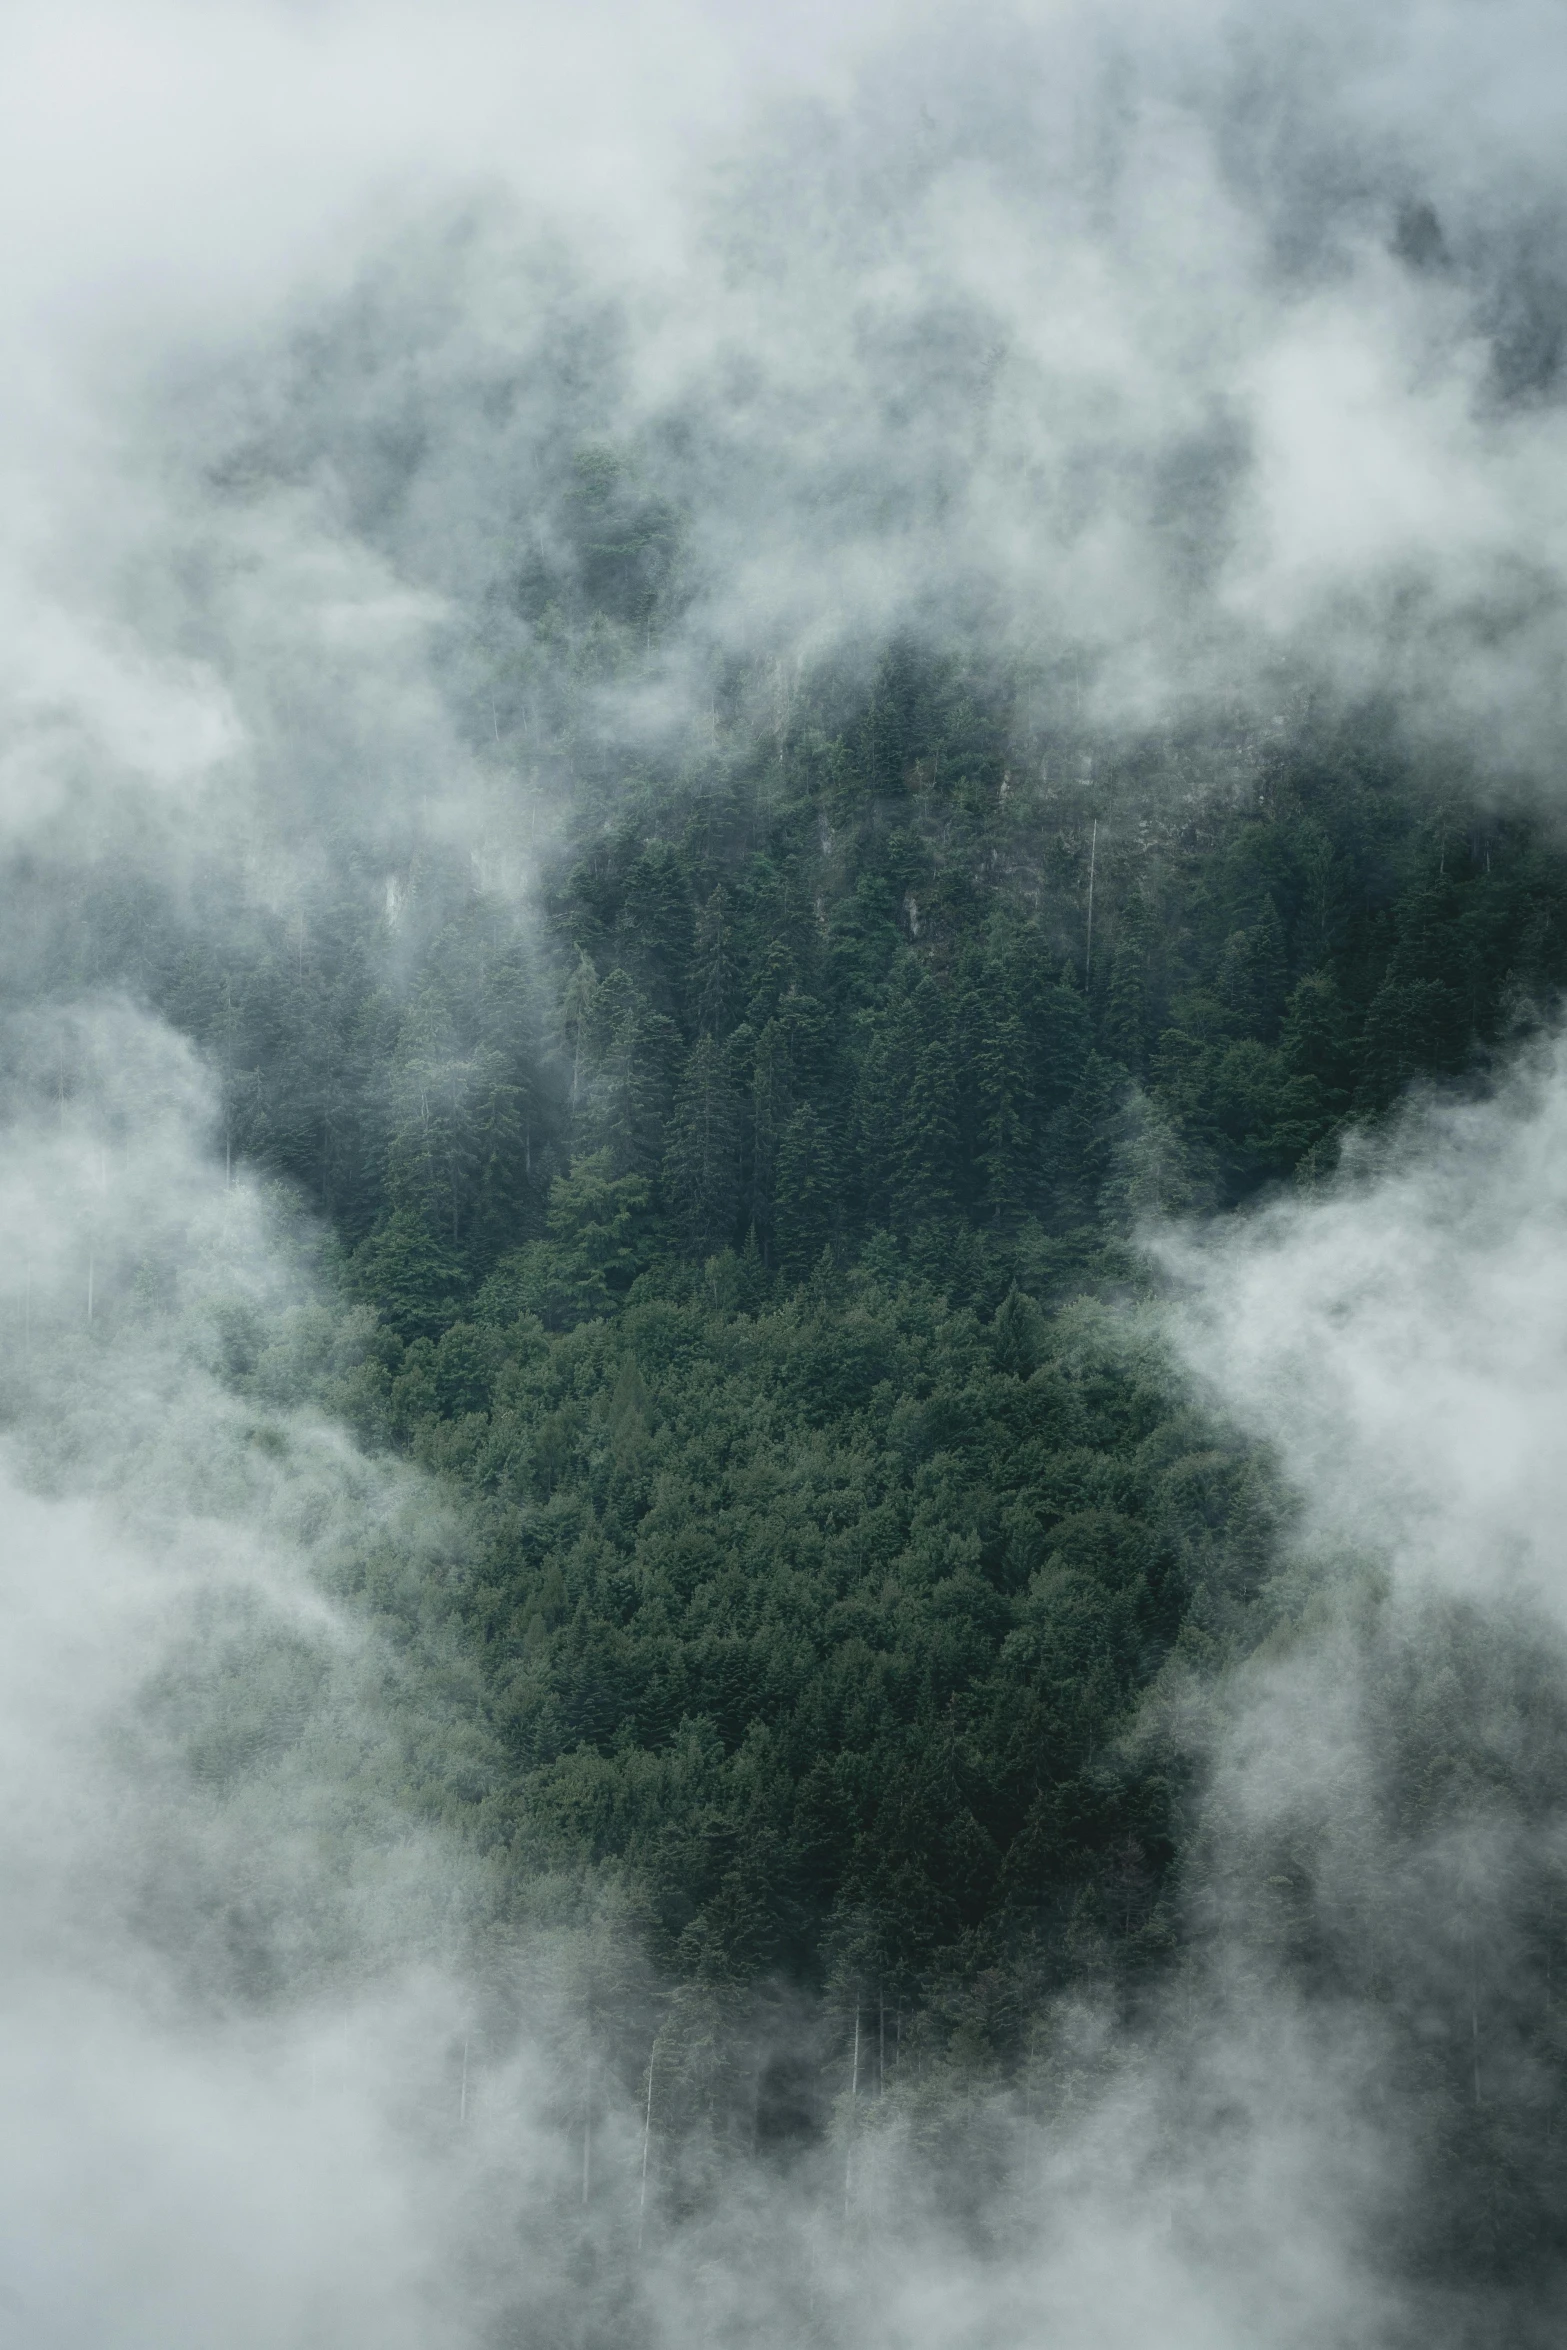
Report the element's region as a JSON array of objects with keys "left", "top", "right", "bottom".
[
  {"left": 355, "top": 1263, "right": 1279, "bottom": 2009},
  {"left": 25, "top": 648, "right": 1563, "bottom": 1335},
  {"left": 11, "top": 637, "right": 1567, "bottom": 2077},
  {"left": 538, "top": 670, "right": 1567, "bottom": 1264}
]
